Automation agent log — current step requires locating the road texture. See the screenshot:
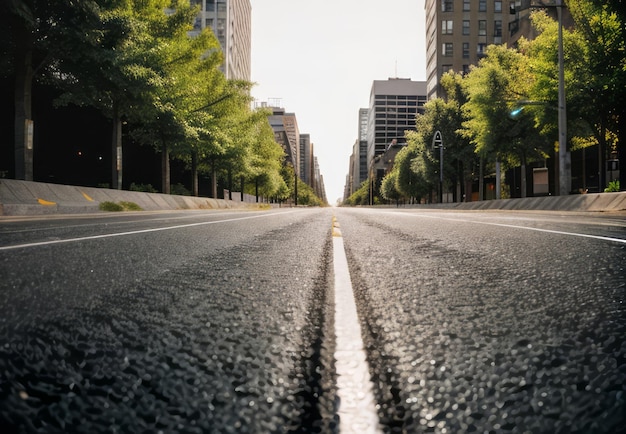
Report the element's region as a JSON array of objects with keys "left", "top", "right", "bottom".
[
  {"left": 334, "top": 208, "right": 625, "bottom": 433},
  {"left": 0, "top": 209, "right": 338, "bottom": 433},
  {"left": 0, "top": 207, "right": 625, "bottom": 433}
]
